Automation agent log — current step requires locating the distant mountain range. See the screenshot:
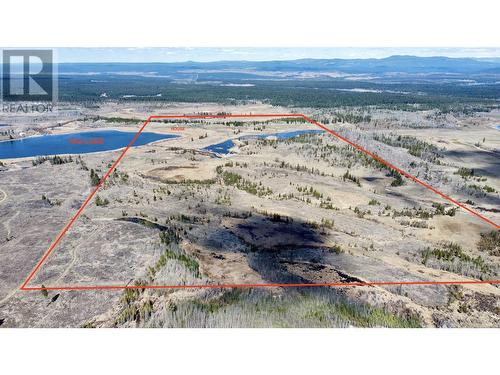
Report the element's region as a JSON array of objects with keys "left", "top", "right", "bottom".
[
  {"left": 58, "top": 55, "right": 500, "bottom": 75},
  {"left": 52, "top": 55, "right": 499, "bottom": 104}
]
